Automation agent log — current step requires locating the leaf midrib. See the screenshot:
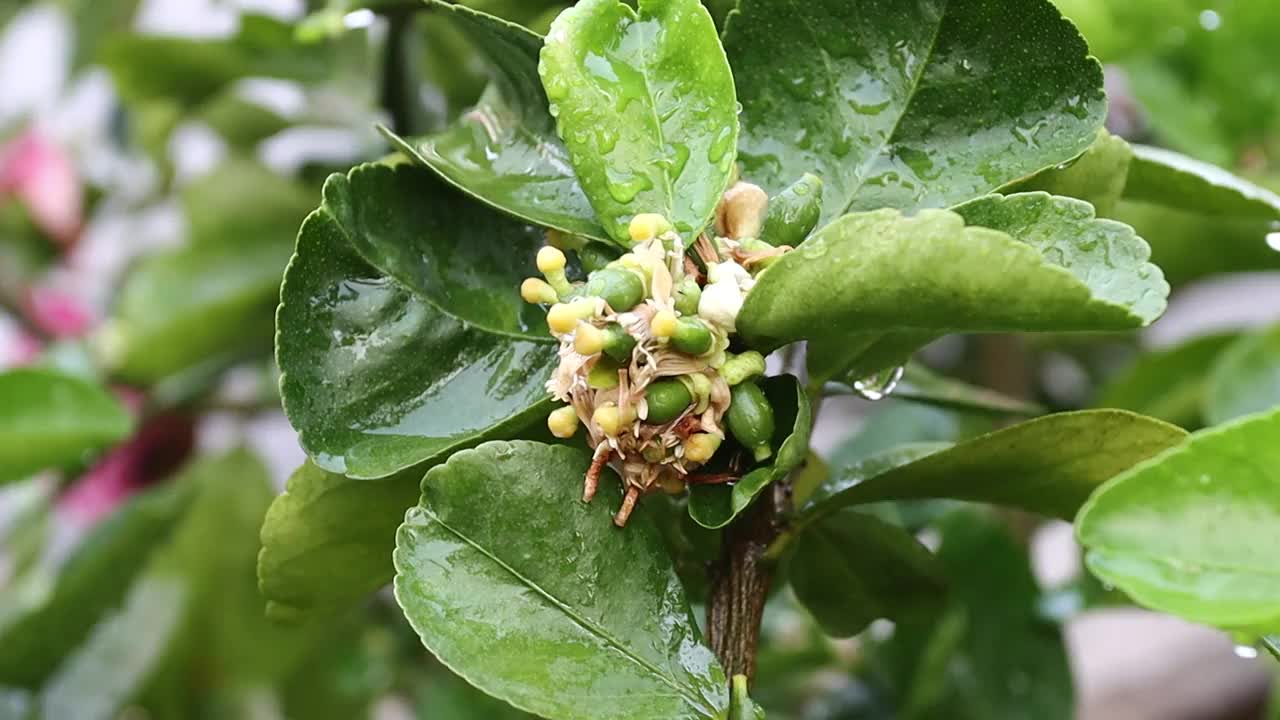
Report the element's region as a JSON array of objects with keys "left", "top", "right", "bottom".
[{"left": 424, "top": 508, "right": 715, "bottom": 715}]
